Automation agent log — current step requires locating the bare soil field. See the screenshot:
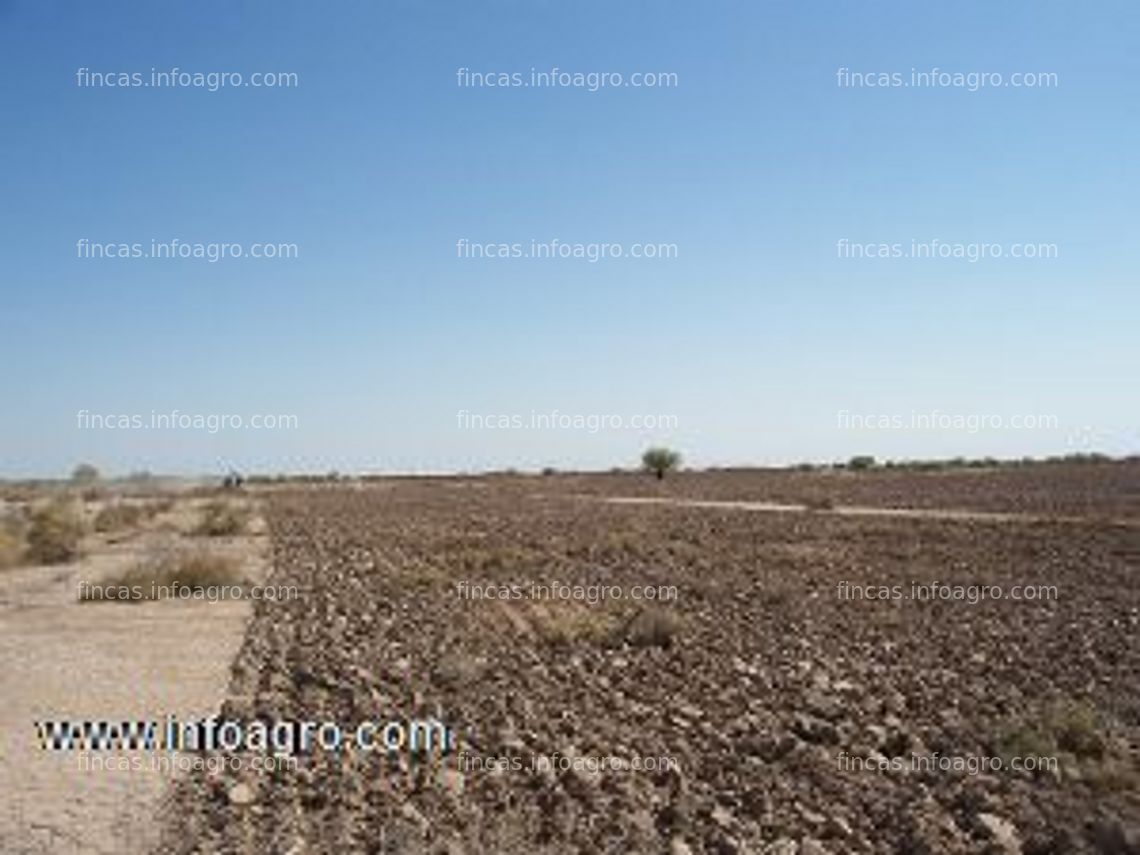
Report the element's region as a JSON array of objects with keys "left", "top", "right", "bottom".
[
  {"left": 161, "top": 465, "right": 1139, "bottom": 854},
  {"left": 557, "top": 461, "right": 1140, "bottom": 521}
]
